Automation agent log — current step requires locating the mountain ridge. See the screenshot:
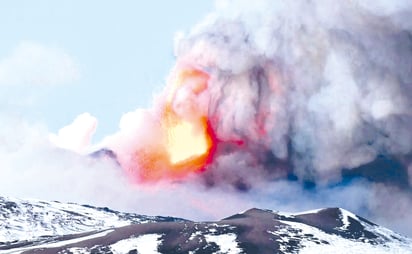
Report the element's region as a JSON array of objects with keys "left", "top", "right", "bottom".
[{"left": 0, "top": 196, "right": 411, "bottom": 253}]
